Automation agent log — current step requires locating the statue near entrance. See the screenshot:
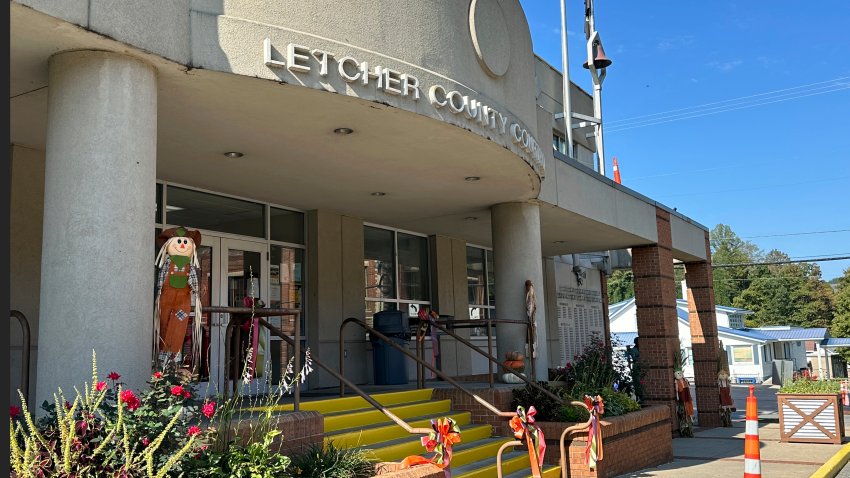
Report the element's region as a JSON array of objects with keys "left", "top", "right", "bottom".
[{"left": 154, "top": 226, "right": 203, "bottom": 369}]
